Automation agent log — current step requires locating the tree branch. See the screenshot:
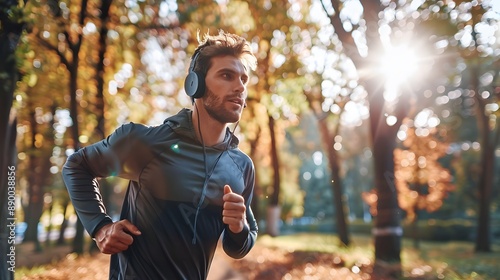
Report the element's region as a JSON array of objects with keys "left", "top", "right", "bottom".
[{"left": 35, "top": 35, "right": 70, "bottom": 68}]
